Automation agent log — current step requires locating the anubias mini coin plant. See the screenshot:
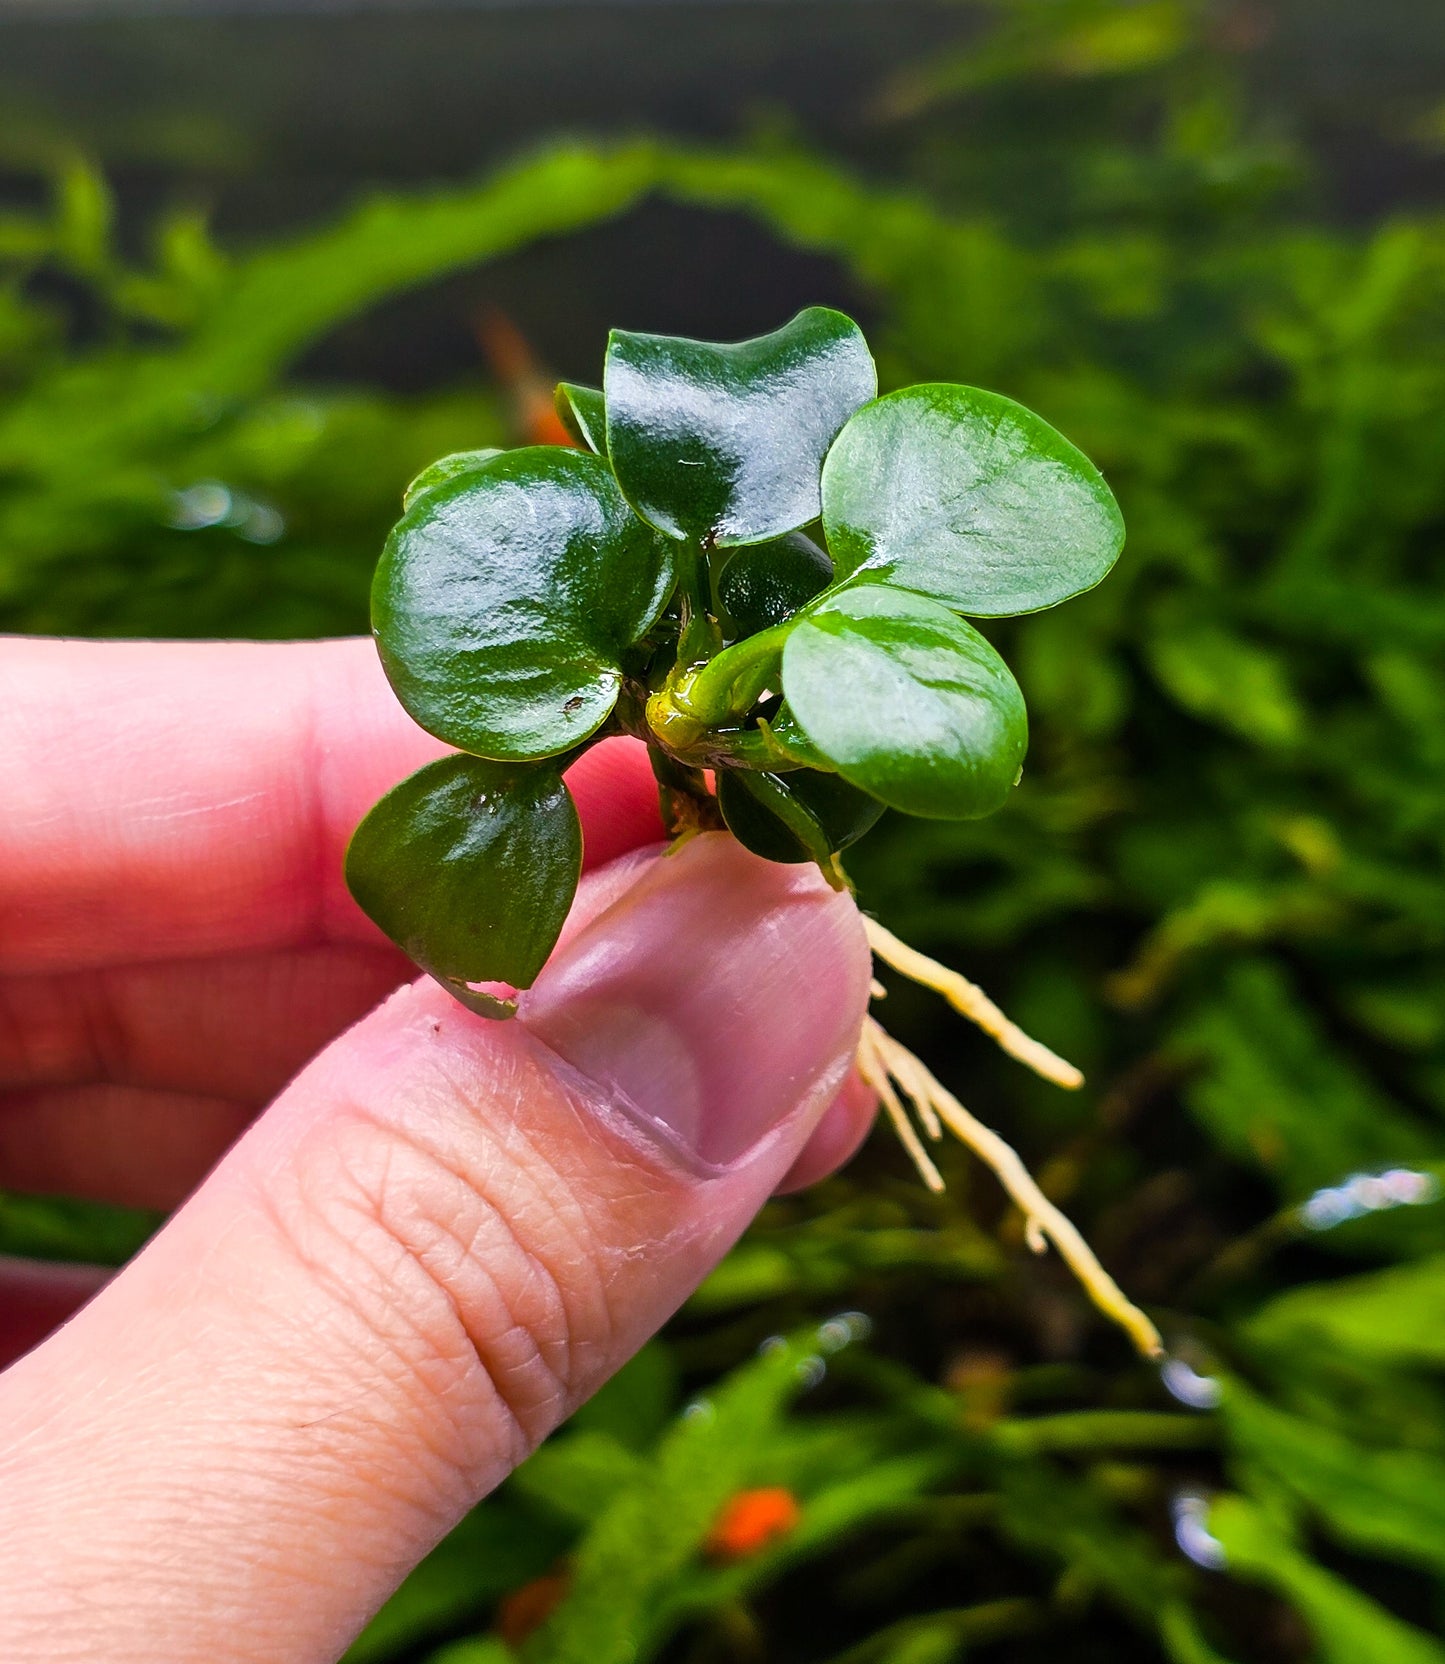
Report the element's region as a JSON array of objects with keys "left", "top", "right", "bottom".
[{"left": 346, "top": 308, "right": 1160, "bottom": 1358}]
